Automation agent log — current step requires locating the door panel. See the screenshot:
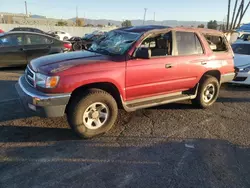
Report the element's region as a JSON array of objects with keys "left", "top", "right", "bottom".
[
  {"left": 0, "top": 46, "right": 27, "bottom": 67},
  {"left": 126, "top": 56, "right": 183, "bottom": 101},
  {"left": 25, "top": 45, "right": 51, "bottom": 62},
  {"left": 0, "top": 34, "right": 27, "bottom": 67},
  {"left": 24, "top": 34, "right": 53, "bottom": 62}
]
